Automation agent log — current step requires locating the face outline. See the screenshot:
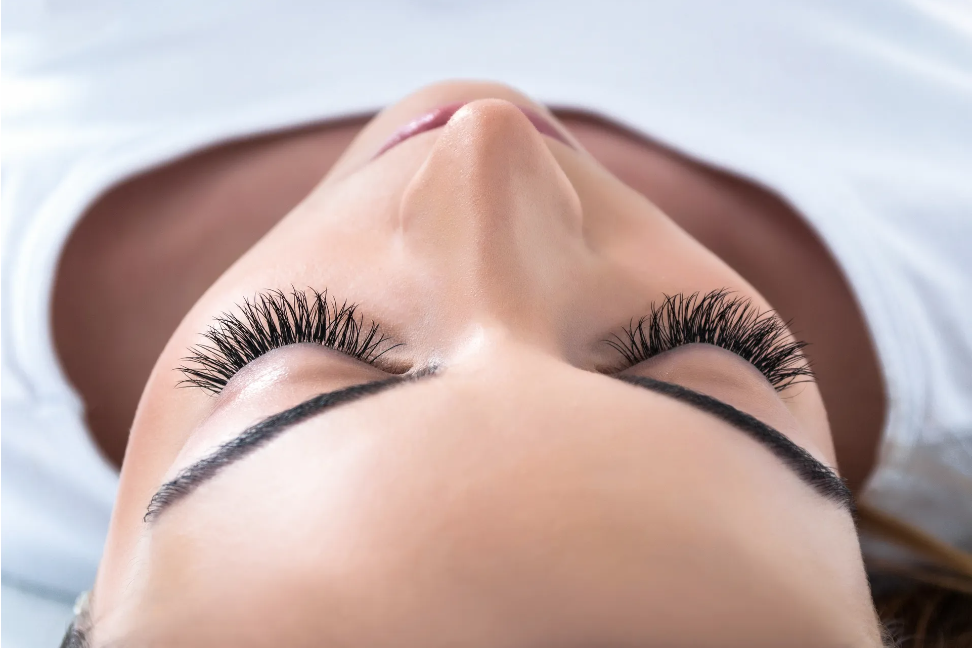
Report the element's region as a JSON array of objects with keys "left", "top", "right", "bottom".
[{"left": 90, "top": 81, "right": 880, "bottom": 647}]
